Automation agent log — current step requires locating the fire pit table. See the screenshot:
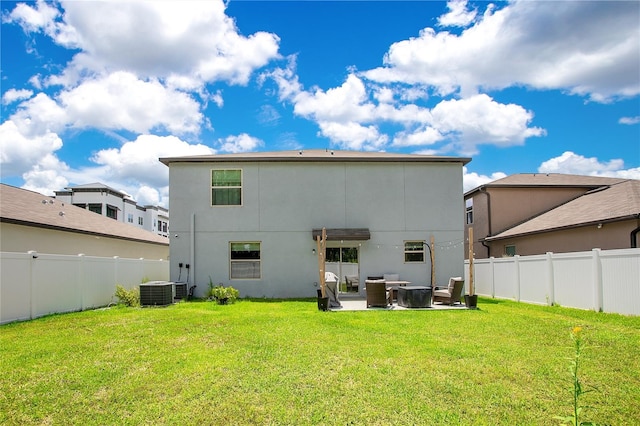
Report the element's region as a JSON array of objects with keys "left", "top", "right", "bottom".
[{"left": 397, "top": 286, "right": 432, "bottom": 308}]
